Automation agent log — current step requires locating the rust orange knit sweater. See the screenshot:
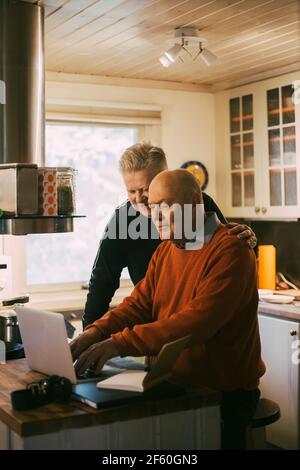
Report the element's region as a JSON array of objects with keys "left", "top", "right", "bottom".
[{"left": 88, "top": 225, "right": 266, "bottom": 391}]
